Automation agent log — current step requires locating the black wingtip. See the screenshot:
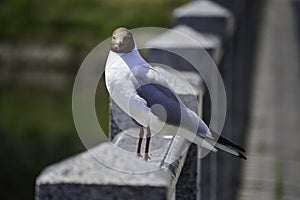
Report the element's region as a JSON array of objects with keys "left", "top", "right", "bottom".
[
  {"left": 211, "top": 130, "right": 246, "bottom": 153},
  {"left": 235, "top": 144, "right": 246, "bottom": 153},
  {"left": 238, "top": 152, "right": 247, "bottom": 160},
  {"left": 218, "top": 135, "right": 246, "bottom": 153}
]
